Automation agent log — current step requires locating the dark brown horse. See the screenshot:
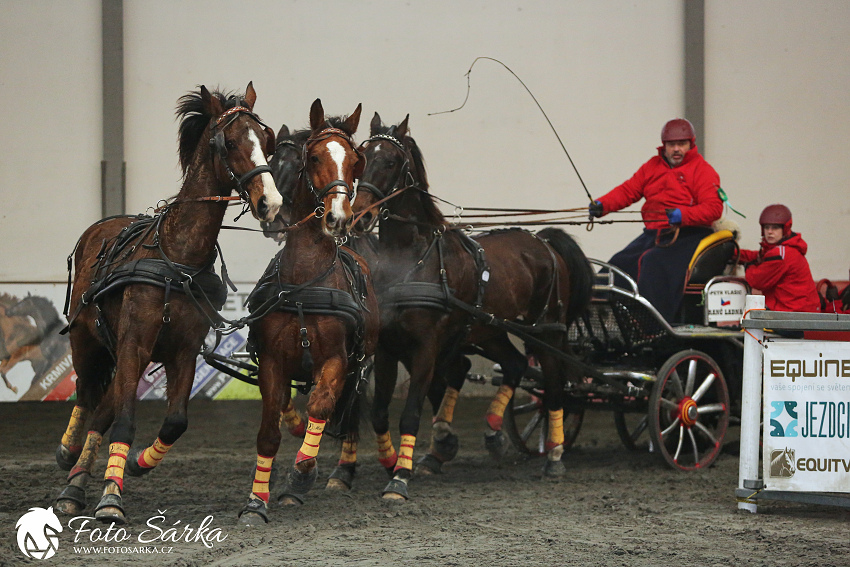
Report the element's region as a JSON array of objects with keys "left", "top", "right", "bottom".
[
  {"left": 237, "top": 100, "right": 379, "bottom": 524},
  {"left": 351, "top": 114, "right": 593, "bottom": 499},
  {"left": 55, "top": 83, "right": 281, "bottom": 523}
]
